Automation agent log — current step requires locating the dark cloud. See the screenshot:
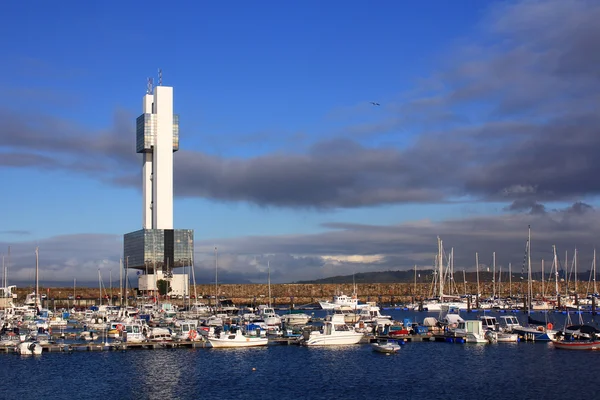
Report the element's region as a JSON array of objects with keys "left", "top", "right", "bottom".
[
  {"left": 504, "top": 199, "right": 547, "bottom": 215},
  {"left": 1, "top": 0, "right": 599, "bottom": 210},
  {"left": 1, "top": 202, "right": 598, "bottom": 284}
]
